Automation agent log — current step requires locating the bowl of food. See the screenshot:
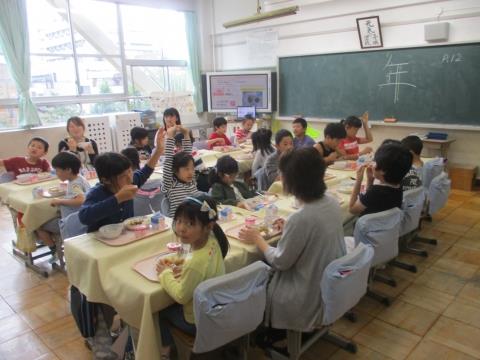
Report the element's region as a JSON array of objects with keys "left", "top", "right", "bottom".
[
  {"left": 16, "top": 174, "right": 34, "bottom": 183},
  {"left": 98, "top": 223, "right": 124, "bottom": 239},
  {"left": 160, "top": 255, "right": 185, "bottom": 268},
  {"left": 124, "top": 216, "right": 150, "bottom": 231},
  {"left": 47, "top": 186, "right": 65, "bottom": 197}
]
